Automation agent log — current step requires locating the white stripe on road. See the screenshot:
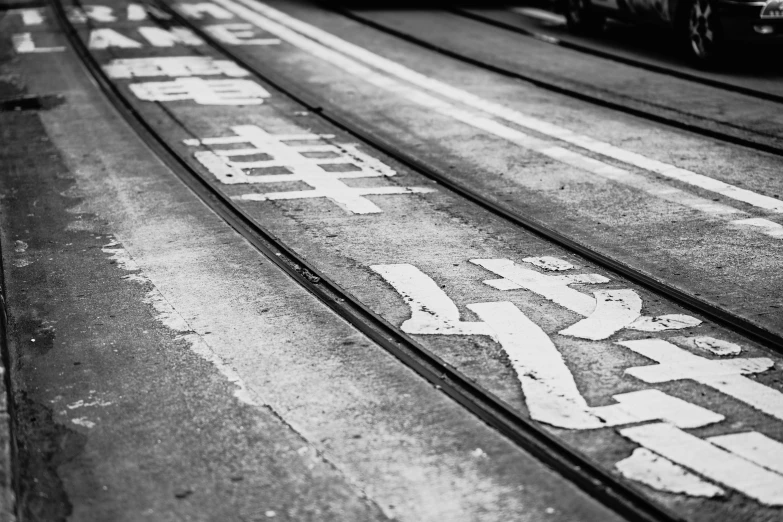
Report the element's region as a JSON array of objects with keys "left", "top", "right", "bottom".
[
  {"left": 708, "top": 432, "right": 783, "bottom": 475},
  {"left": 621, "top": 422, "right": 783, "bottom": 506},
  {"left": 220, "top": 0, "right": 783, "bottom": 215},
  {"left": 731, "top": 217, "right": 783, "bottom": 239},
  {"left": 615, "top": 447, "right": 725, "bottom": 497}
]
